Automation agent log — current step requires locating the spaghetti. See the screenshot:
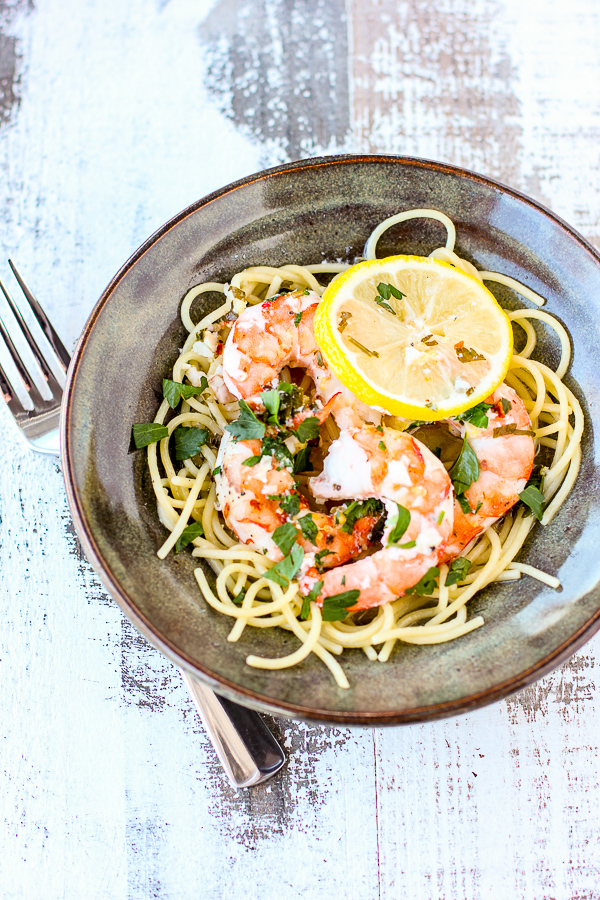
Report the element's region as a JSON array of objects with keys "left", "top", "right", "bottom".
[{"left": 143, "top": 211, "right": 583, "bottom": 689}]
